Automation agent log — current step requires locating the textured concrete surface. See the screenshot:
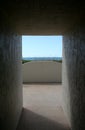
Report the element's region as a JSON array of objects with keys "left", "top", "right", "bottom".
[
  {"left": 0, "top": 1, "right": 85, "bottom": 35},
  {"left": 0, "top": 2, "right": 85, "bottom": 130},
  {"left": 17, "top": 84, "right": 70, "bottom": 130},
  {"left": 23, "top": 61, "right": 62, "bottom": 83},
  {"left": 0, "top": 32, "right": 22, "bottom": 130},
  {"left": 62, "top": 27, "right": 85, "bottom": 130}
]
